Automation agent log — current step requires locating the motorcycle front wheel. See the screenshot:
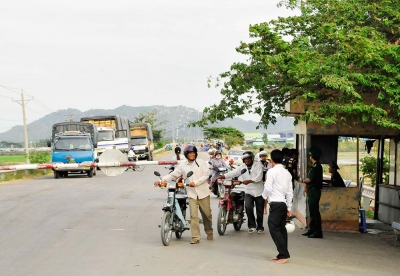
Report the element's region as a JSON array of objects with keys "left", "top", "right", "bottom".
[
  {"left": 217, "top": 205, "right": 227, "bottom": 235},
  {"left": 161, "top": 211, "right": 173, "bottom": 246},
  {"left": 135, "top": 165, "right": 145, "bottom": 172},
  {"left": 233, "top": 216, "right": 244, "bottom": 231},
  {"left": 175, "top": 230, "right": 182, "bottom": 239}
]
